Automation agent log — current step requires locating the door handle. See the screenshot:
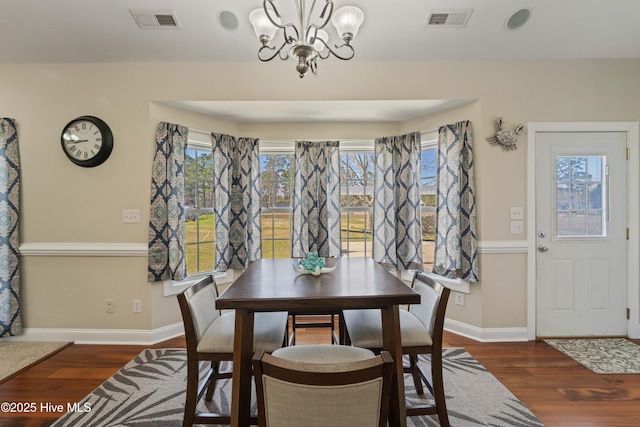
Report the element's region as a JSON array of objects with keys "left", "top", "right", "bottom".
[{"left": 537, "top": 245, "right": 549, "bottom": 253}]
